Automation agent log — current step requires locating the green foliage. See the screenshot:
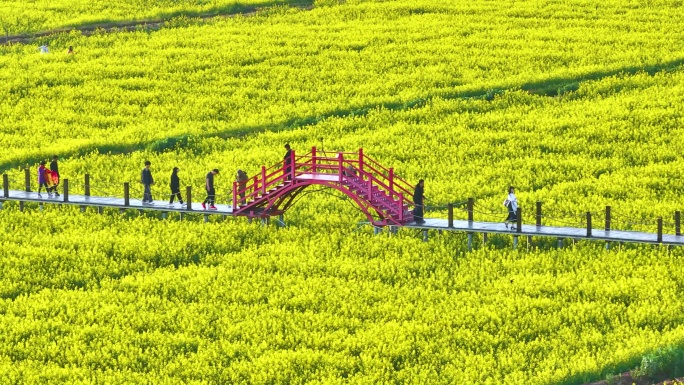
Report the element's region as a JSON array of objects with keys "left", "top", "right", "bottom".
[{"left": 634, "top": 344, "right": 684, "bottom": 379}]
